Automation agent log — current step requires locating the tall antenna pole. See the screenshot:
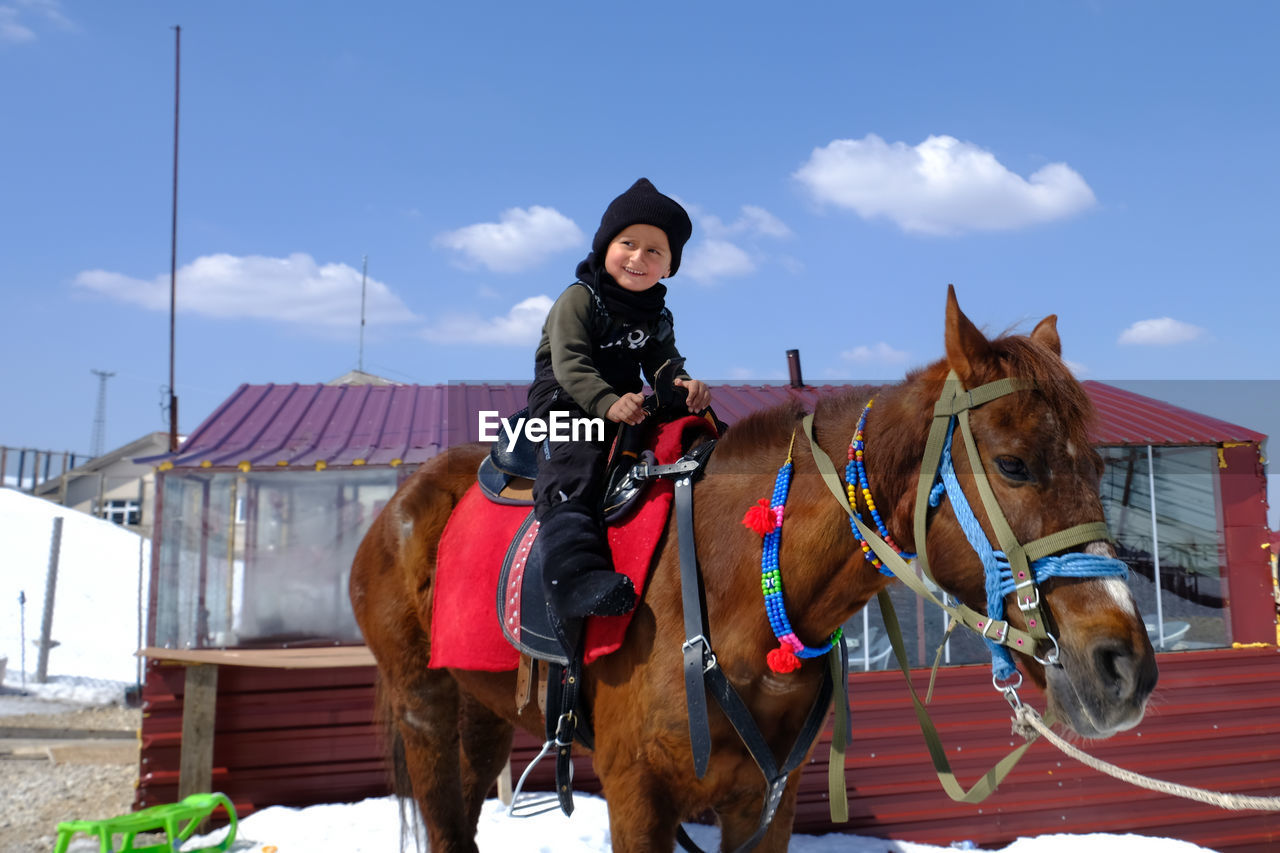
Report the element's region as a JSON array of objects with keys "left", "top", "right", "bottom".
[
  {"left": 358, "top": 254, "right": 368, "bottom": 373},
  {"left": 90, "top": 369, "right": 116, "bottom": 457},
  {"left": 167, "top": 25, "right": 181, "bottom": 452}
]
